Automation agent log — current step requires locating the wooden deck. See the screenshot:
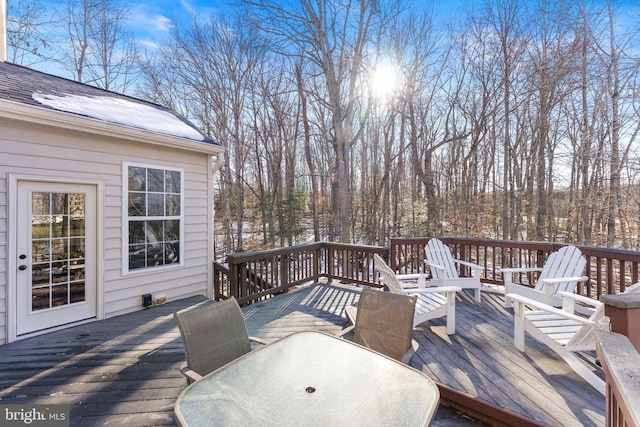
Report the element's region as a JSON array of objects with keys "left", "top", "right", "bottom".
[{"left": 0, "top": 282, "right": 605, "bottom": 426}]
